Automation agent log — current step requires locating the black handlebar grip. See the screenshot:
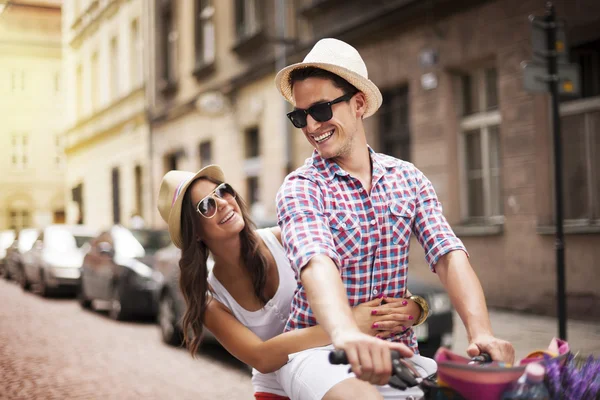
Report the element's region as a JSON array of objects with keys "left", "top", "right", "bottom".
[
  {"left": 329, "top": 349, "right": 402, "bottom": 365},
  {"left": 329, "top": 349, "right": 348, "bottom": 365}
]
